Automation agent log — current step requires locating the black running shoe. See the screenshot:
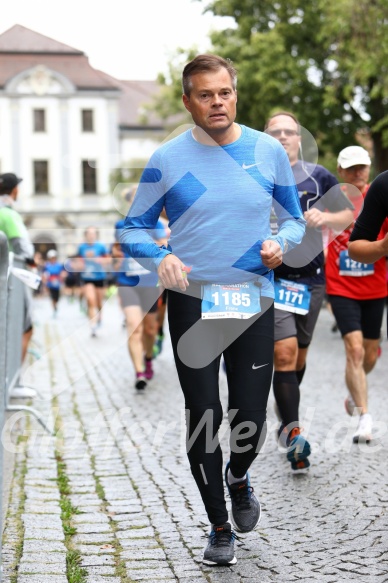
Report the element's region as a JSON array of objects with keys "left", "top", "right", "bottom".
[
  {"left": 135, "top": 373, "right": 147, "bottom": 390},
  {"left": 202, "top": 522, "right": 237, "bottom": 566},
  {"left": 224, "top": 462, "right": 261, "bottom": 532}
]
